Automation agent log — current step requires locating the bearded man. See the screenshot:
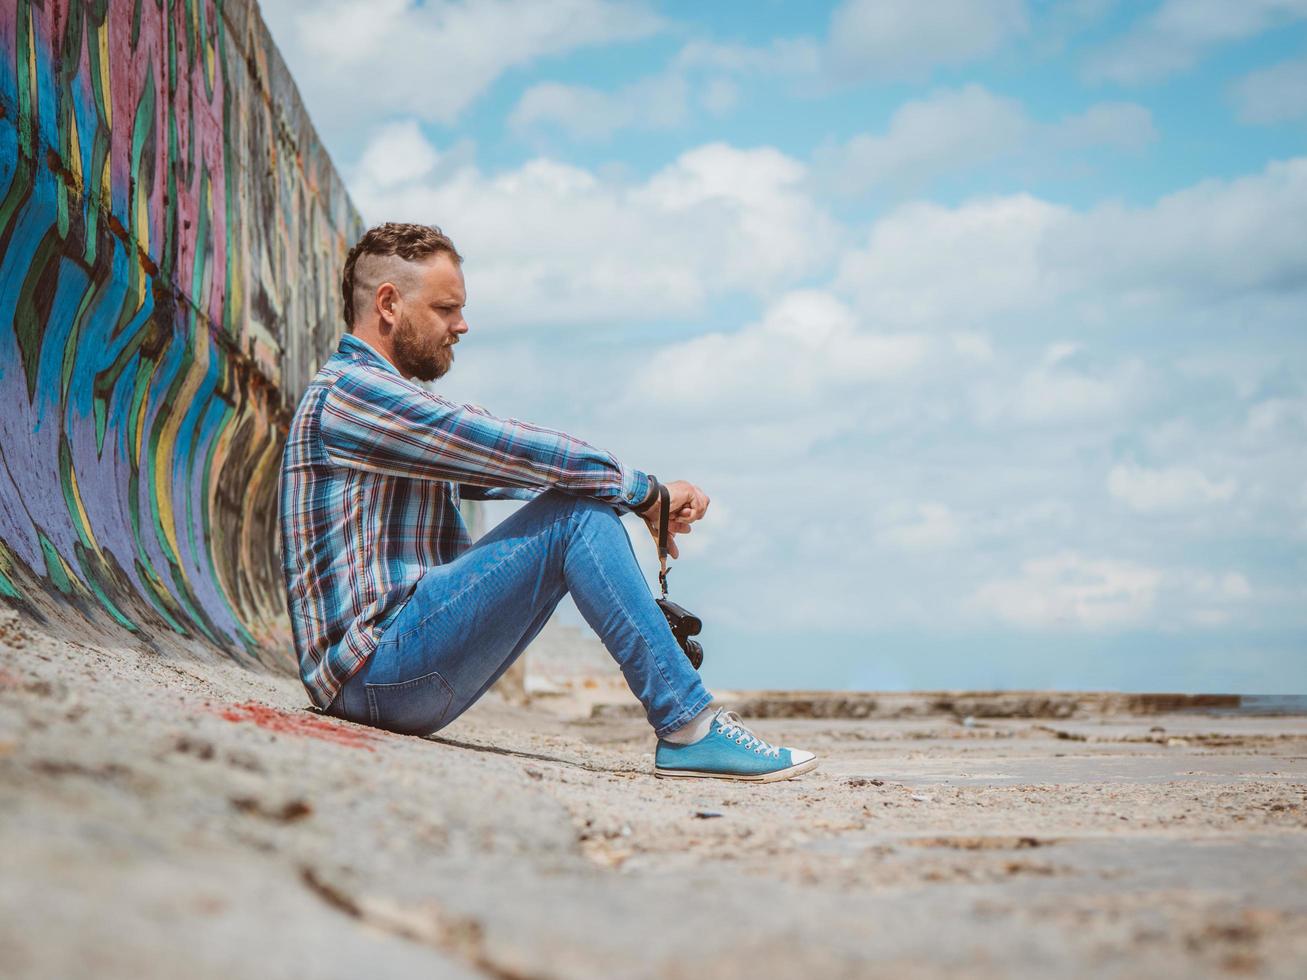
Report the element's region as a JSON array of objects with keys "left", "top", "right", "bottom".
[{"left": 279, "top": 222, "right": 817, "bottom": 781}]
